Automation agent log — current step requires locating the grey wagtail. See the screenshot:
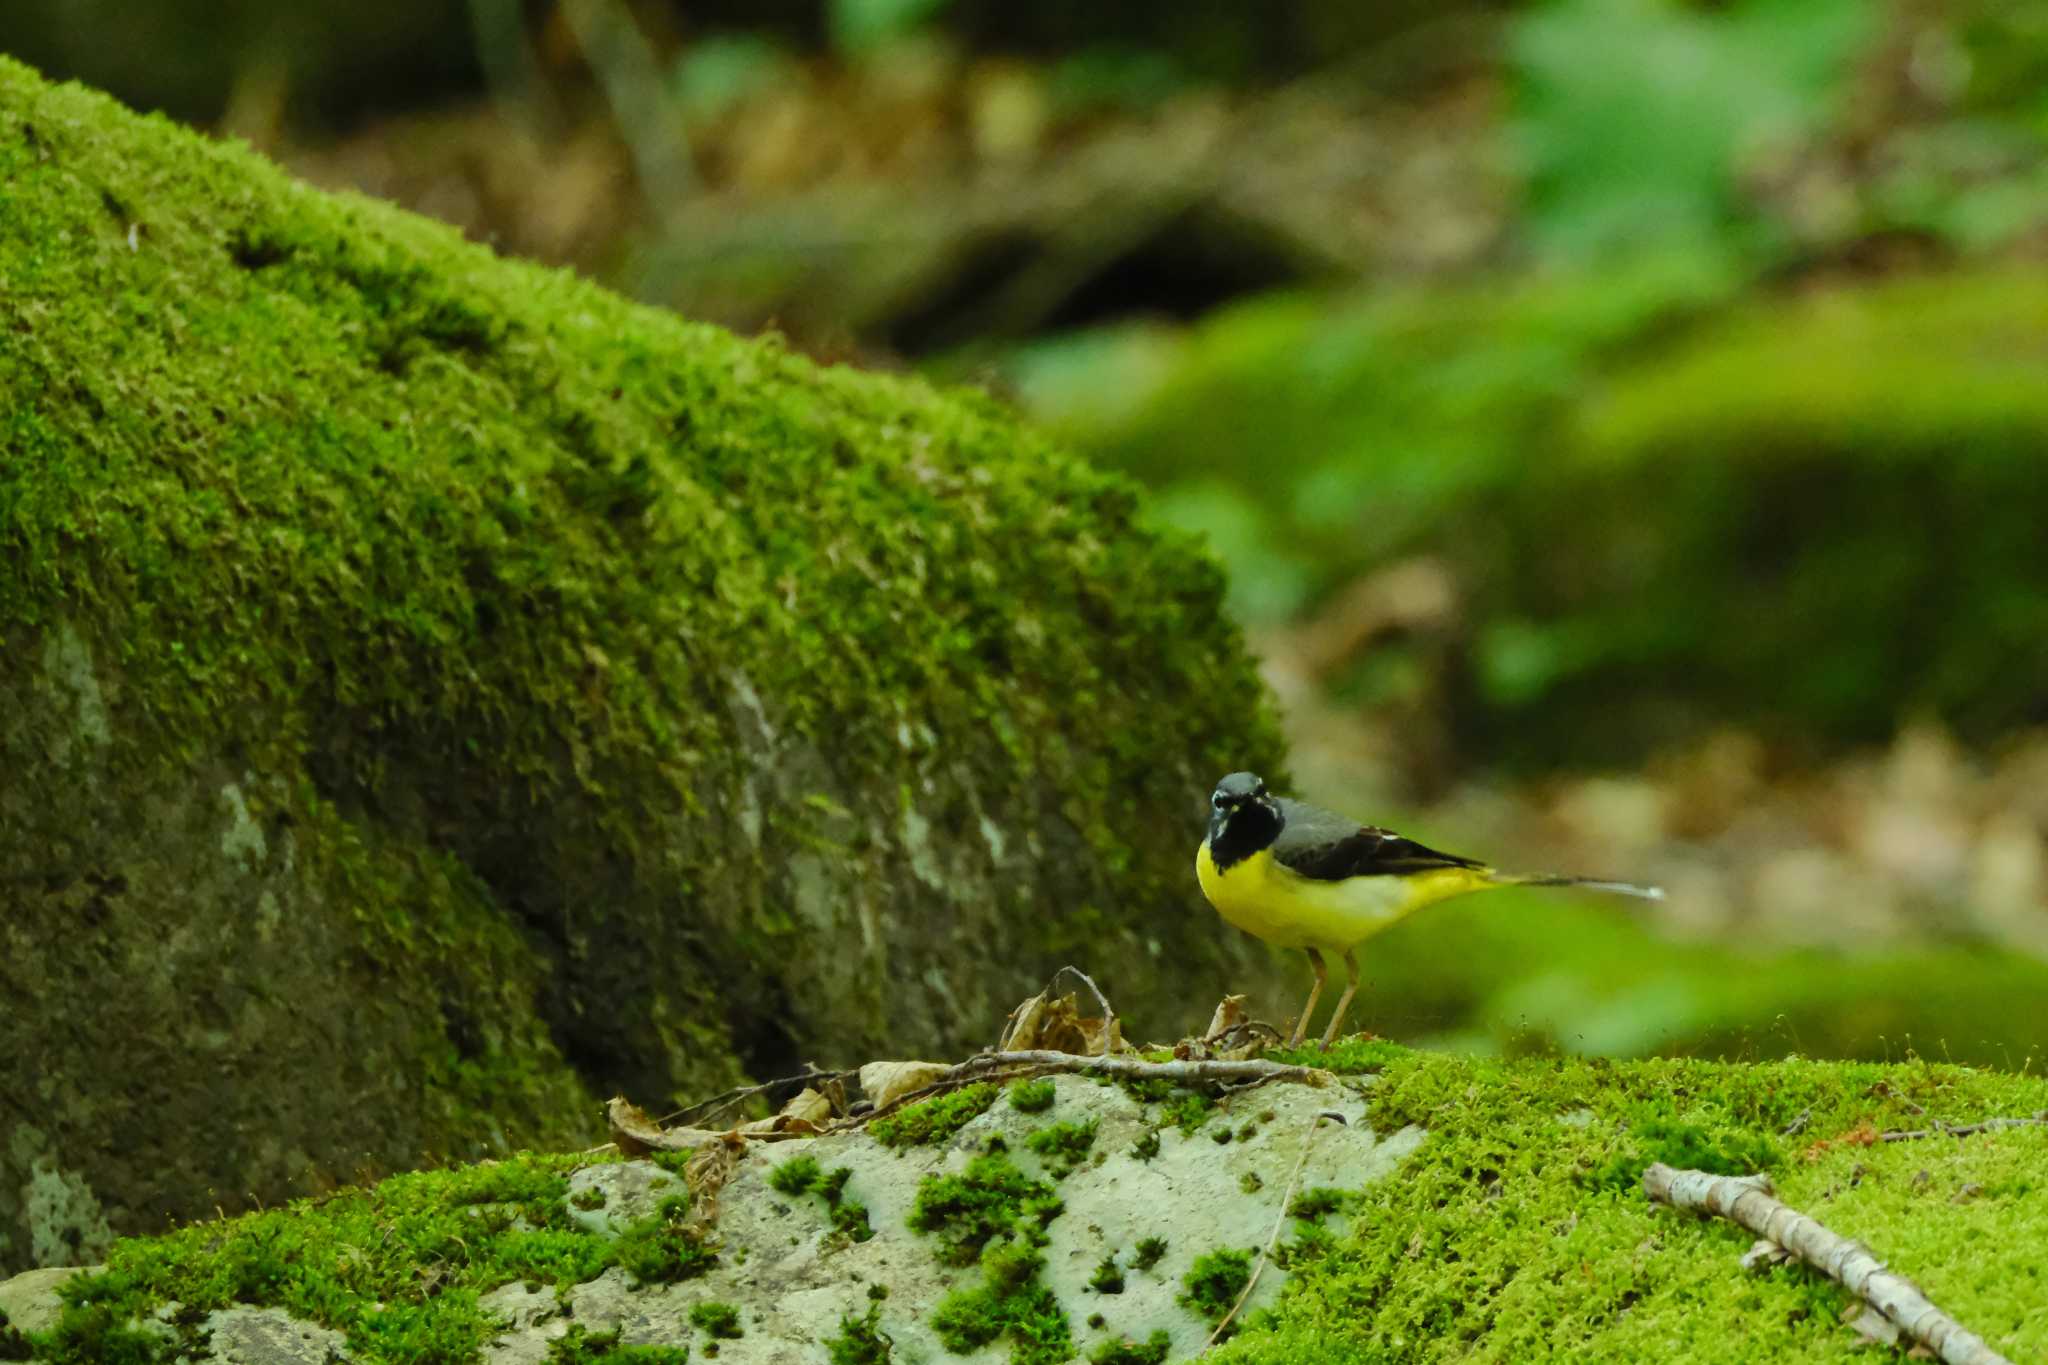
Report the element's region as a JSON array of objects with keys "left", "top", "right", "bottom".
[{"left": 1197, "top": 771, "right": 1663, "bottom": 1048}]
